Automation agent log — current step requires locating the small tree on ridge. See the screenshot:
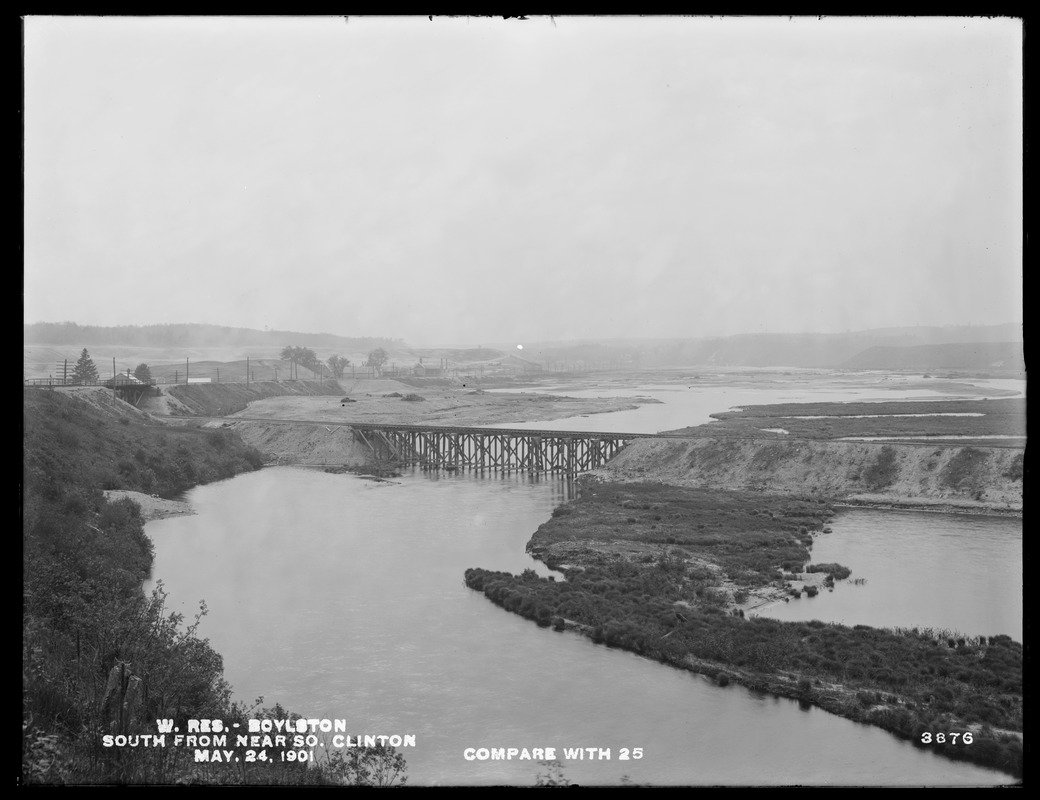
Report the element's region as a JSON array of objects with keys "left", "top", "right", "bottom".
[{"left": 72, "top": 348, "right": 99, "bottom": 384}]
